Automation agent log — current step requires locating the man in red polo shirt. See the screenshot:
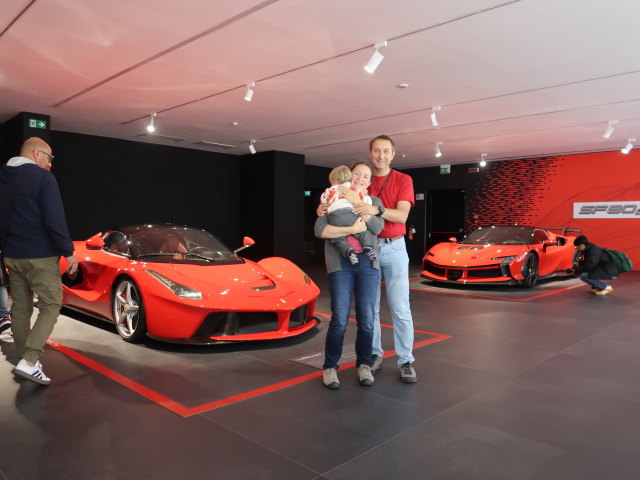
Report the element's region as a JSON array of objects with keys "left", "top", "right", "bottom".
[{"left": 351, "top": 135, "right": 417, "bottom": 383}]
